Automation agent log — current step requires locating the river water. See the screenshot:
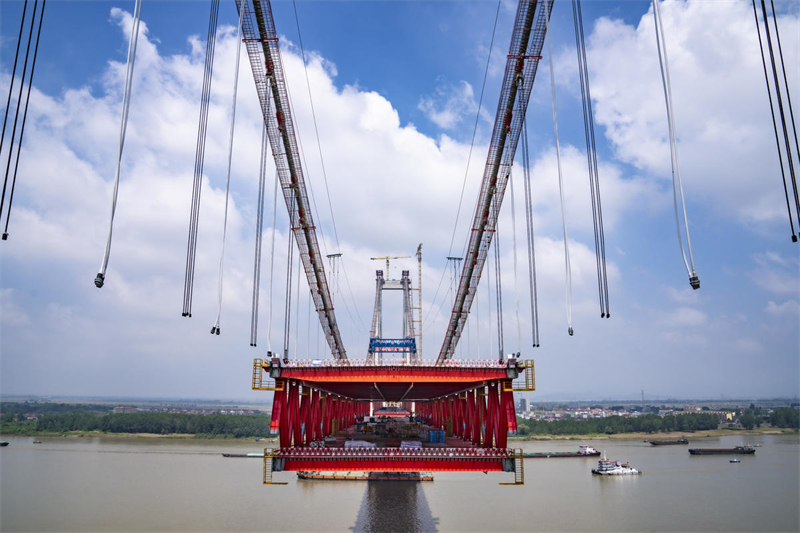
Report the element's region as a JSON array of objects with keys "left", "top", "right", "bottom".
[{"left": 1, "top": 433, "right": 798, "bottom": 532}]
